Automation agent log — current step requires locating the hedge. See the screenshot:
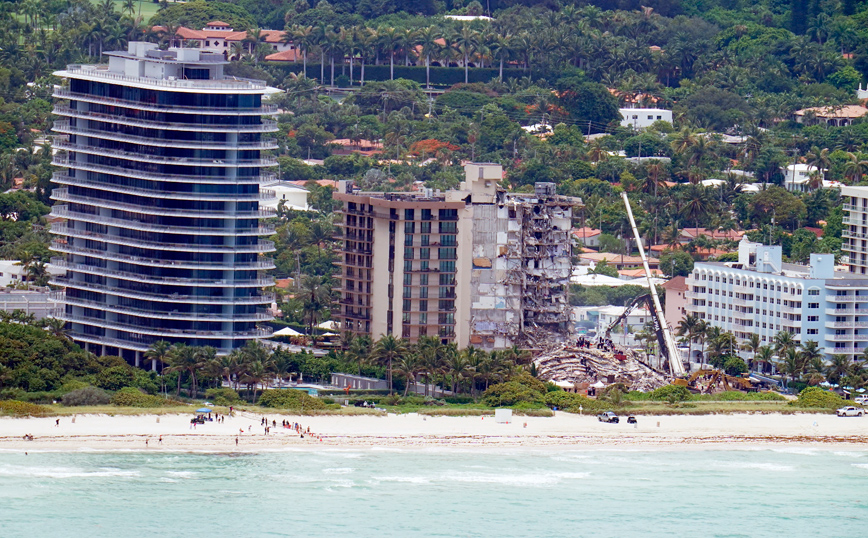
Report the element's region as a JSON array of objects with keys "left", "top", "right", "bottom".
[
  {"left": 266, "top": 63, "right": 530, "bottom": 87},
  {"left": 62, "top": 387, "right": 111, "bottom": 406},
  {"left": 258, "top": 389, "right": 331, "bottom": 410}
]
